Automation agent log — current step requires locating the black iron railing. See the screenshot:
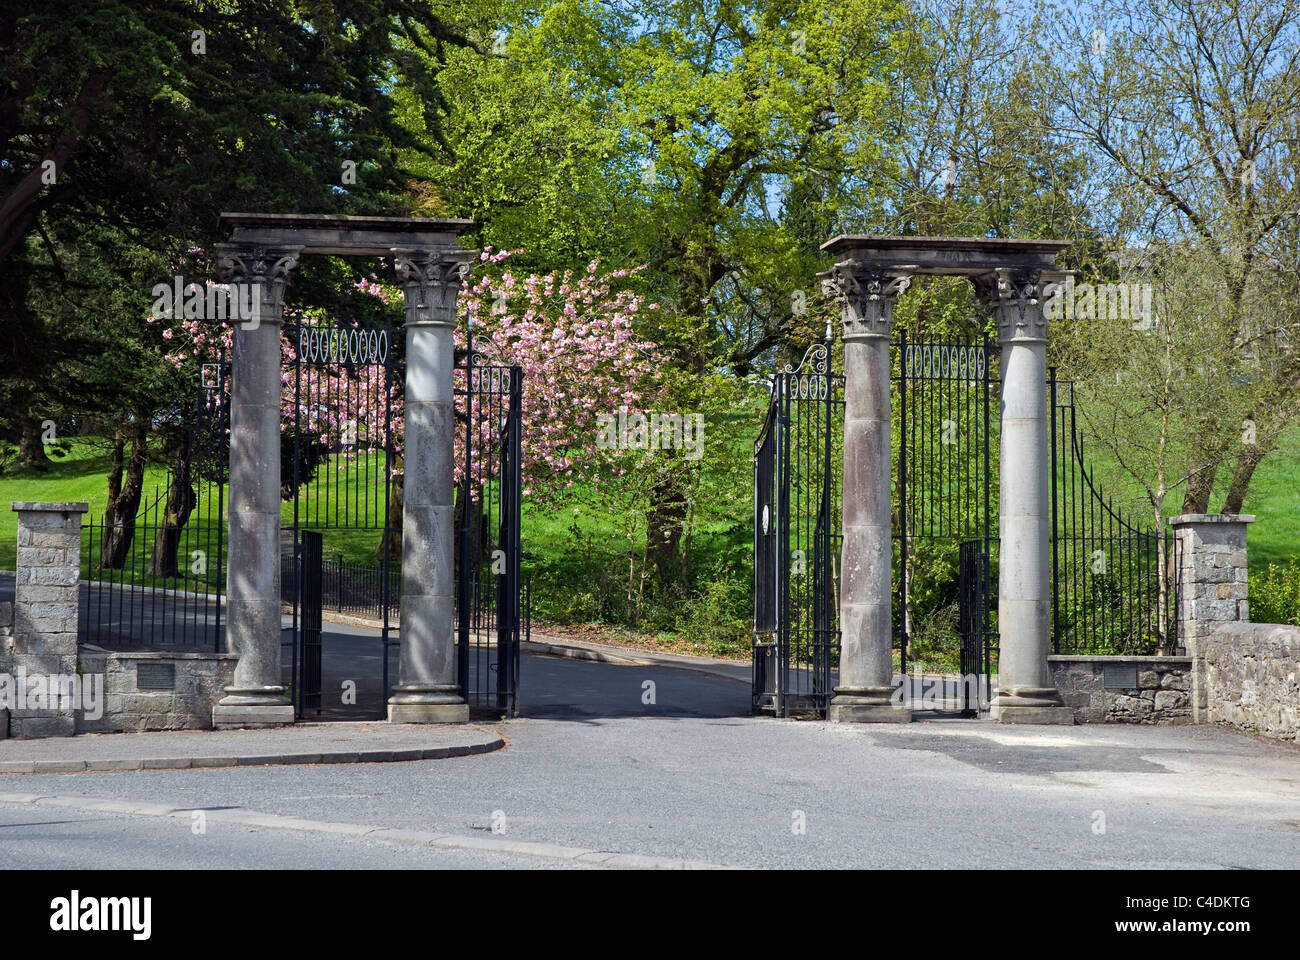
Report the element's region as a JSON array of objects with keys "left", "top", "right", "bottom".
[{"left": 79, "top": 359, "right": 228, "bottom": 652}]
